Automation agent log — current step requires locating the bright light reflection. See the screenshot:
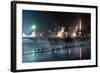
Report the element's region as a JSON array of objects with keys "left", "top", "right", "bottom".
[
  {"left": 32, "top": 50, "right": 35, "bottom": 53},
  {"left": 72, "top": 32, "right": 76, "bottom": 37},
  {"left": 32, "top": 54, "right": 35, "bottom": 56},
  {"left": 79, "top": 48, "right": 82, "bottom": 59}
]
